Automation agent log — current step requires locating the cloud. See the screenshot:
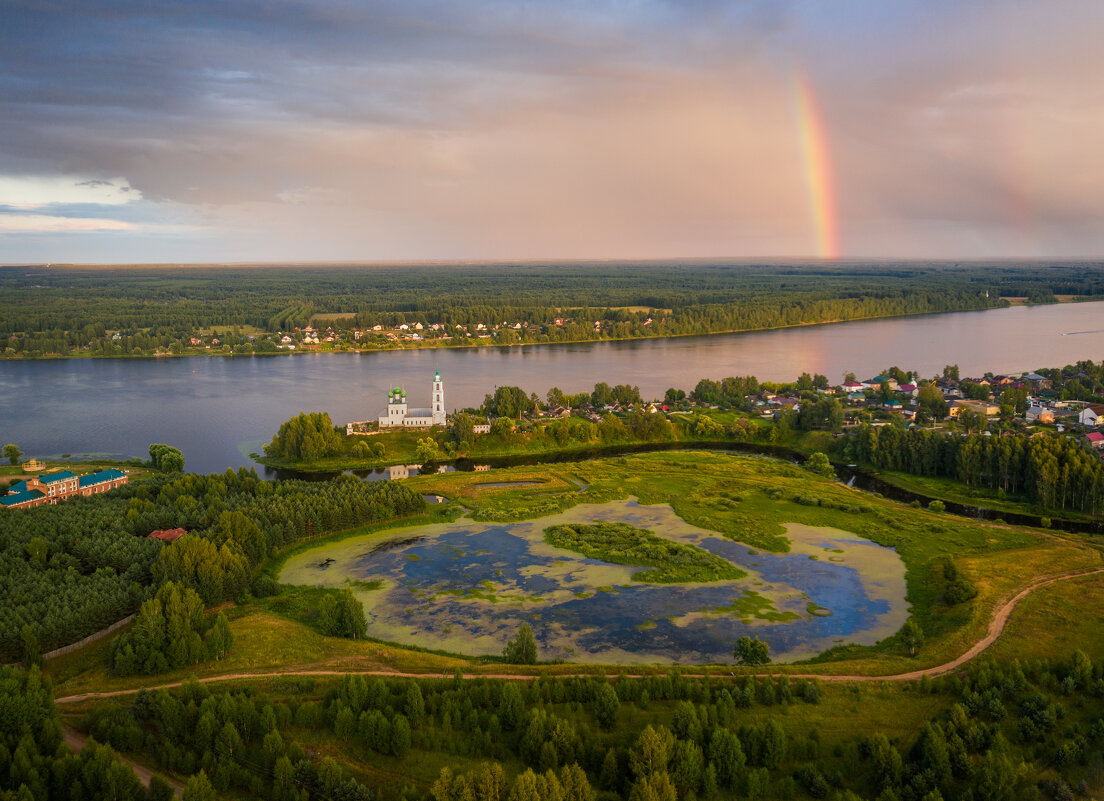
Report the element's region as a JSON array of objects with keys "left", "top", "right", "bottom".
[
  {"left": 276, "top": 186, "right": 347, "bottom": 205},
  {"left": 0, "top": 213, "right": 135, "bottom": 232},
  {"left": 0, "top": 0, "right": 1102, "bottom": 259},
  {"left": 0, "top": 175, "right": 140, "bottom": 208}
]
